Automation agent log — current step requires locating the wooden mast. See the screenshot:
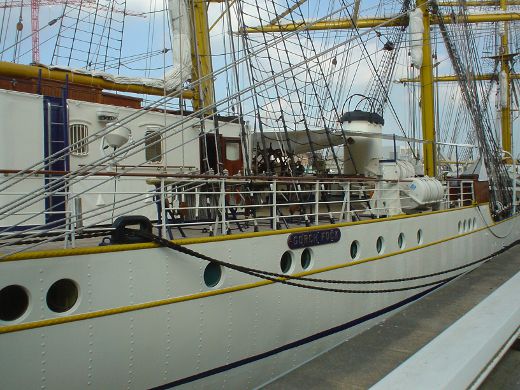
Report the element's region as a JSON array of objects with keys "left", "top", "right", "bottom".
[
  {"left": 418, "top": 0, "right": 436, "bottom": 176},
  {"left": 500, "top": 0, "right": 512, "bottom": 155},
  {"left": 191, "top": 0, "right": 215, "bottom": 111}
]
